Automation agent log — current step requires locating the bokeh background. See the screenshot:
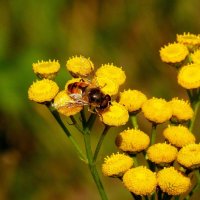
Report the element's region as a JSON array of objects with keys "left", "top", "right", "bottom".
[{"left": 1, "top": 0, "right": 200, "bottom": 199}]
